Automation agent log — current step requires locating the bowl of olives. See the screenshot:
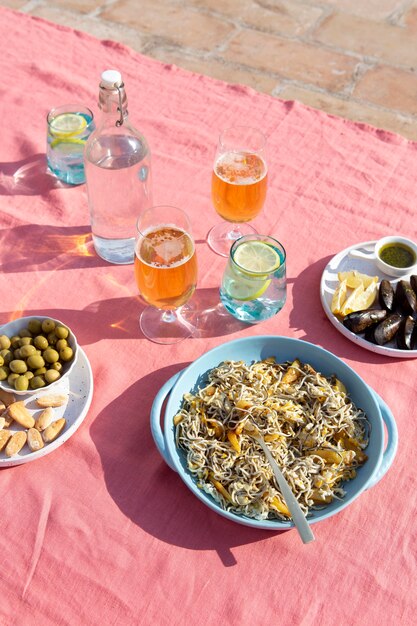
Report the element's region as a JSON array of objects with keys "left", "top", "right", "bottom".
[{"left": 0, "top": 316, "right": 77, "bottom": 395}]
